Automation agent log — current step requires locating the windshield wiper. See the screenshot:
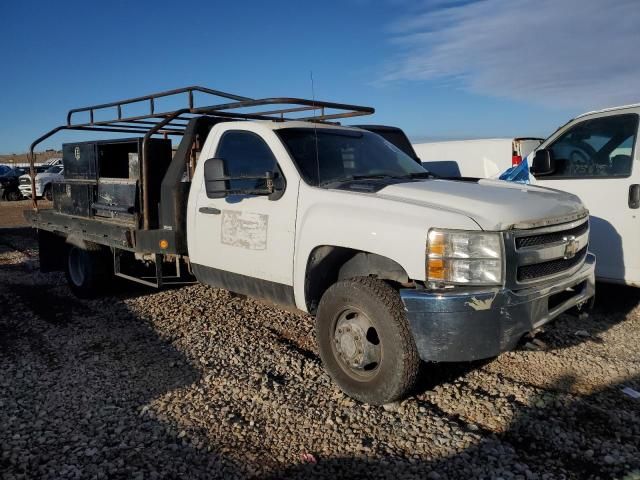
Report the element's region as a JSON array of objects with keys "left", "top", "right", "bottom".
[
  {"left": 349, "top": 174, "right": 396, "bottom": 180},
  {"left": 319, "top": 174, "right": 395, "bottom": 186},
  {"left": 400, "top": 171, "right": 437, "bottom": 179},
  {"left": 320, "top": 172, "right": 436, "bottom": 187}
]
